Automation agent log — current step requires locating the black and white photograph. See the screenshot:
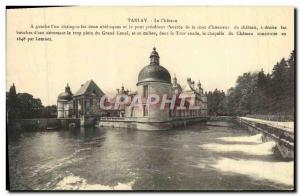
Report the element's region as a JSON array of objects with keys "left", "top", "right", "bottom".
[{"left": 5, "top": 6, "right": 295, "bottom": 191}]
